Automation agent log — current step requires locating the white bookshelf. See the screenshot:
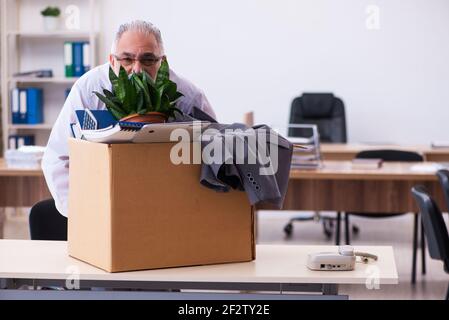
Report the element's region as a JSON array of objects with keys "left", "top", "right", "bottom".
[
  {"left": 0, "top": 0, "right": 98, "bottom": 151},
  {"left": 9, "top": 77, "right": 80, "bottom": 84},
  {"left": 7, "top": 31, "right": 93, "bottom": 39}
]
